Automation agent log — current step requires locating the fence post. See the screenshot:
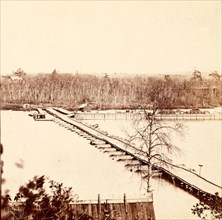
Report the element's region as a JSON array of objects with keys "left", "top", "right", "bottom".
[
  {"left": 124, "top": 193, "right": 128, "bottom": 214},
  {"left": 98, "top": 194, "right": 101, "bottom": 220}
]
